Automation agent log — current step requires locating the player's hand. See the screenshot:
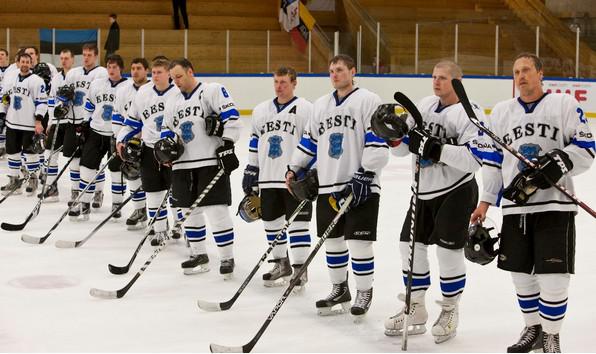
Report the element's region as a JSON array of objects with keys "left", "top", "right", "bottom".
[
  {"left": 34, "top": 120, "right": 44, "bottom": 134},
  {"left": 470, "top": 201, "right": 490, "bottom": 224},
  {"left": 116, "top": 142, "right": 125, "bottom": 159},
  {"left": 285, "top": 169, "right": 296, "bottom": 190}
]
